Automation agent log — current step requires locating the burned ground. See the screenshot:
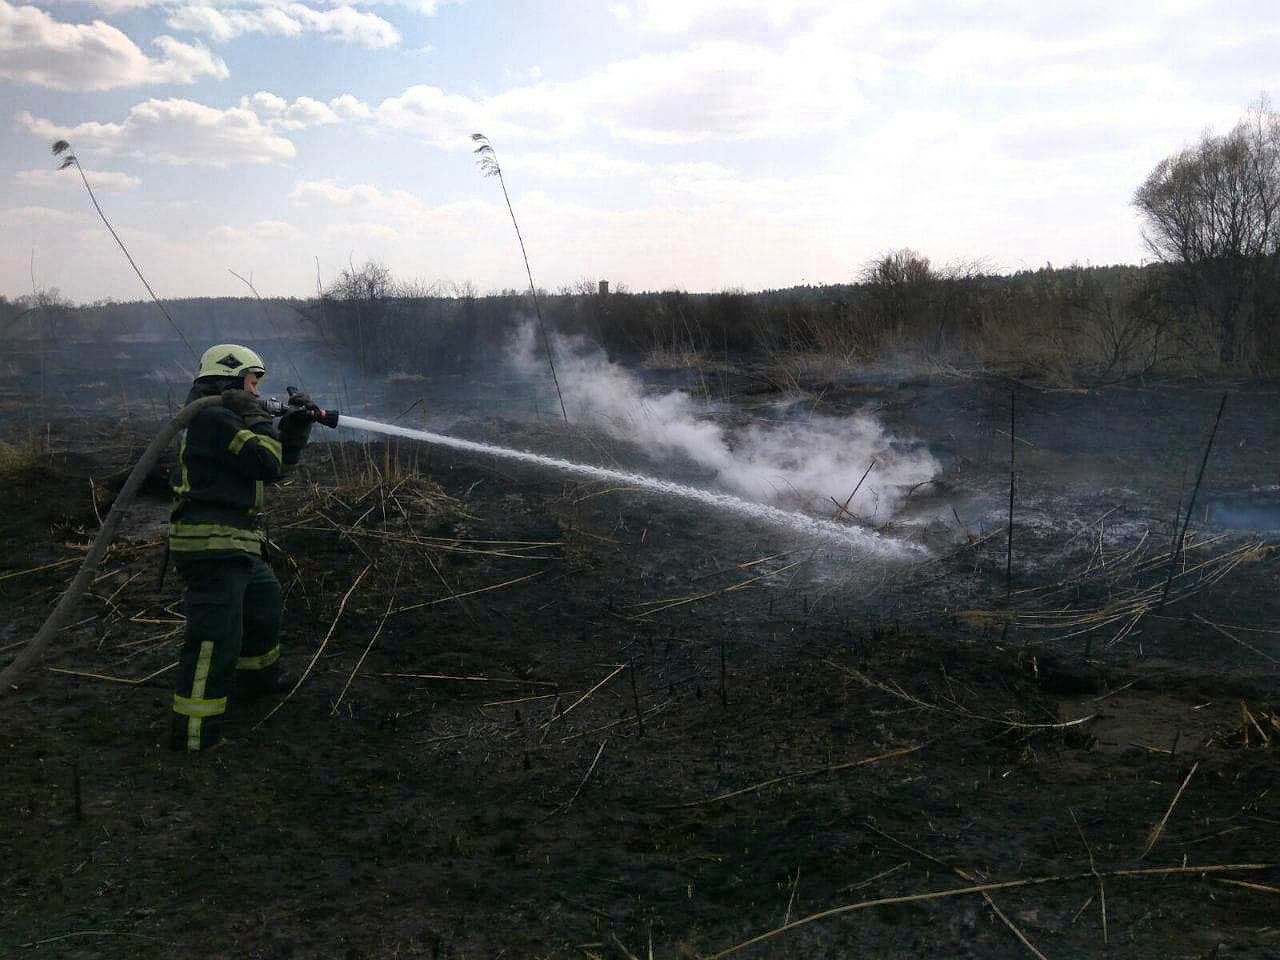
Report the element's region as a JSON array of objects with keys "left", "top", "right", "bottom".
[{"left": 1, "top": 369, "right": 1278, "bottom": 959}]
